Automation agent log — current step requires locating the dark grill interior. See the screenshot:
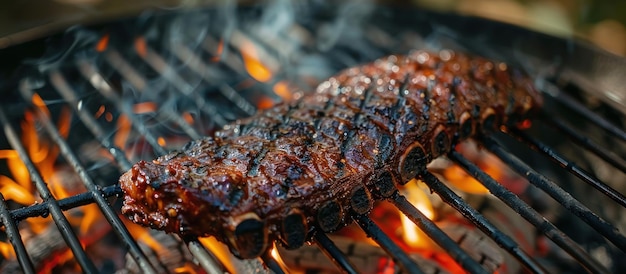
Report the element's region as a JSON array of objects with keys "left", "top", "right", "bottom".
[{"left": 0, "top": 3, "right": 625, "bottom": 273}]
